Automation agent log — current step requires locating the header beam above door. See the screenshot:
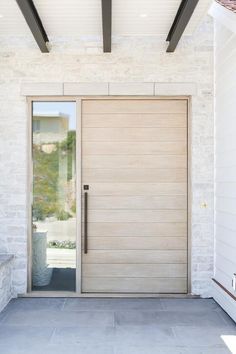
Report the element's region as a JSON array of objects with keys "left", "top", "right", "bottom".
[{"left": 16, "top": 0, "right": 49, "bottom": 53}]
